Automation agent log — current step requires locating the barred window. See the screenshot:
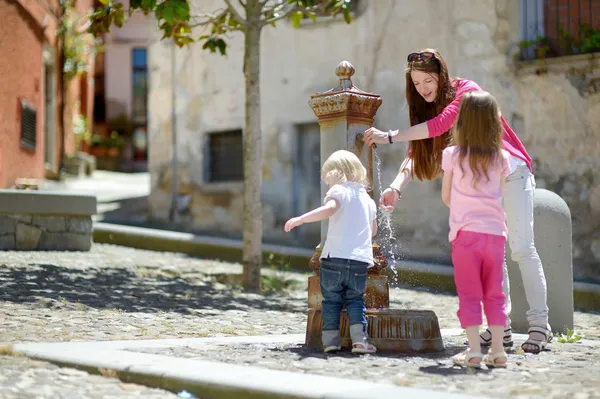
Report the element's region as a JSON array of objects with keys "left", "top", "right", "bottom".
[{"left": 207, "top": 130, "right": 244, "bottom": 182}]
